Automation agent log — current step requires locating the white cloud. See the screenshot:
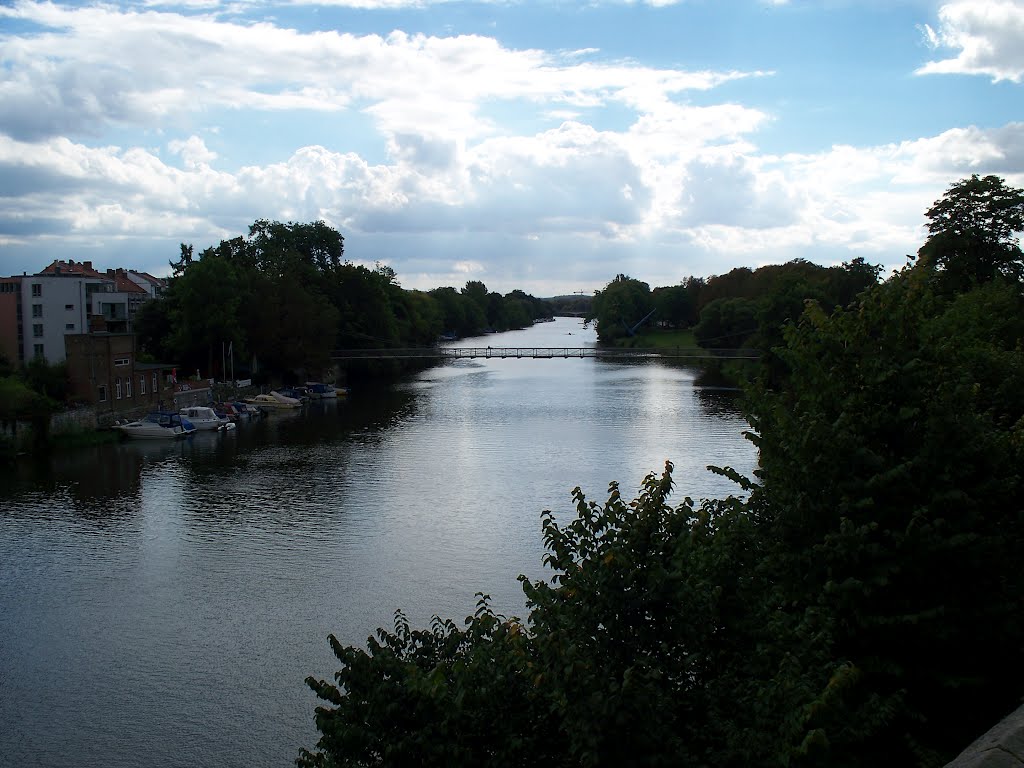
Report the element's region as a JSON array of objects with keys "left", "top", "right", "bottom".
[
  {"left": 917, "top": 0, "right": 1024, "bottom": 82},
  {"left": 0, "top": 1, "right": 763, "bottom": 147},
  {"left": 6, "top": 116, "right": 1022, "bottom": 291},
  {"left": 1, "top": 1, "right": 1022, "bottom": 293},
  {"left": 169, "top": 136, "right": 218, "bottom": 169}
]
